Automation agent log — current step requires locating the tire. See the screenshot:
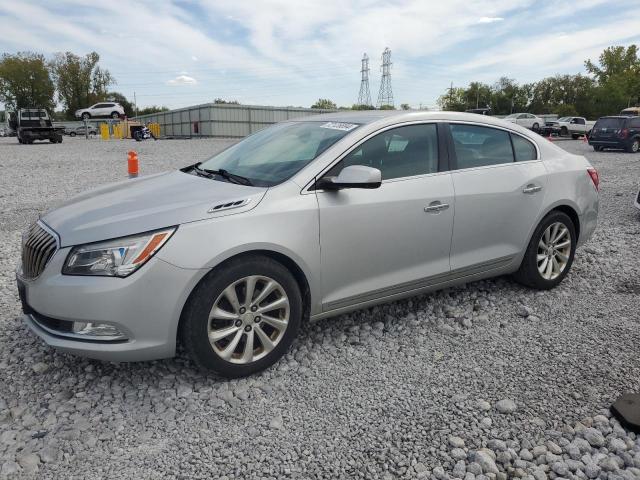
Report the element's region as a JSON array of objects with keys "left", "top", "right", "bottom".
[
  {"left": 513, "top": 211, "right": 576, "bottom": 290},
  {"left": 532, "top": 123, "right": 539, "bottom": 132},
  {"left": 69, "top": 132, "right": 76, "bottom": 137},
  {"left": 627, "top": 138, "right": 640, "bottom": 153},
  {"left": 180, "top": 255, "right": 302, "bottom": 378},
  {"left": 134, "top": 131, "right": 143, "bottom": 141},
  {"left": 571, "top": 134, "right": 579, "bottom": 140},
  {"left": 560, "top": 127, "right": 568, "bottom": 136},
  {"left": 81, "top": 113, "right": 91, "bottom": 120},
  {"left": 593, "top": 146, "right": 602, "bottom": 152},
  {"left": 111, "top": 112, "right": 120, "bottom": 119}
]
